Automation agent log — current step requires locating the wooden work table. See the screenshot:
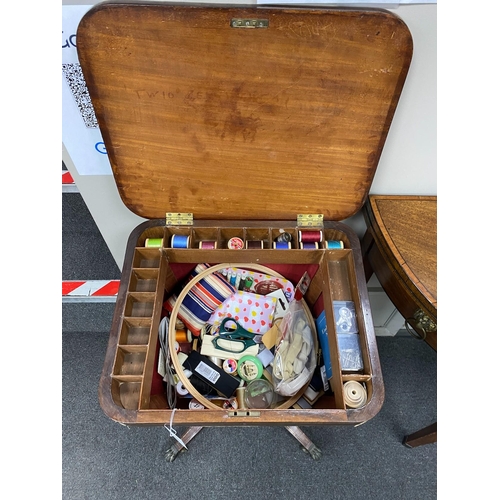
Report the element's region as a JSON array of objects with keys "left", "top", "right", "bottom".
[{"left": 361, "top": 195, "right": 437, "bottom": 447}]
